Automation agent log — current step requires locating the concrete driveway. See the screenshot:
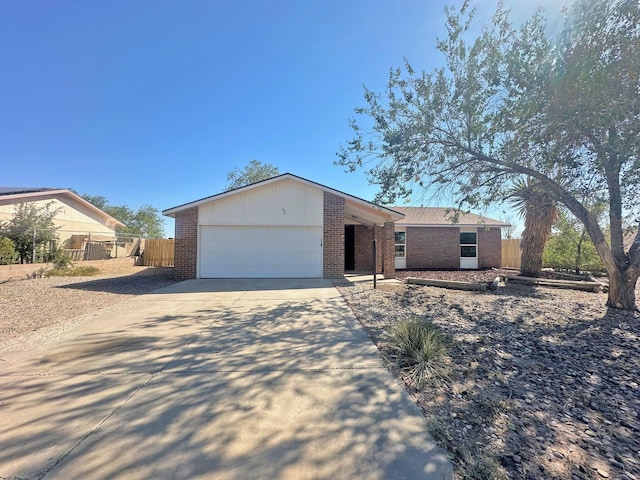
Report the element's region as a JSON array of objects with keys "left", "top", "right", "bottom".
[{"left": 0, "top": 278, "right": 452, "bottom": 479}]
